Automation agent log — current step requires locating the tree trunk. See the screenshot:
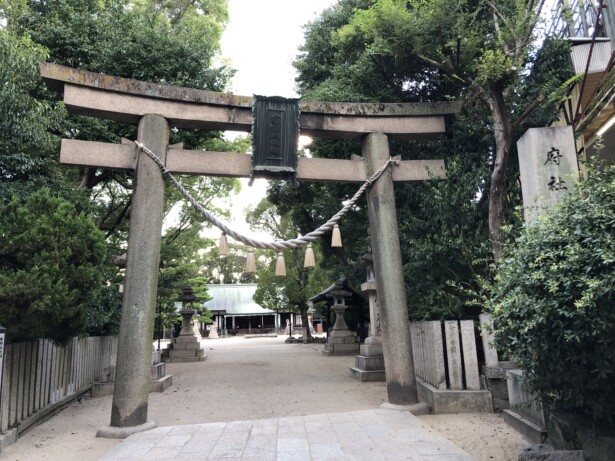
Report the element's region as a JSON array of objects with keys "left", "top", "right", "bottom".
[
  {"left": 292, "top": 248, "right": 312, "bottom": 343},
  {"left": 487, "top": 89, "right": 513, "bottom": 262}
]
